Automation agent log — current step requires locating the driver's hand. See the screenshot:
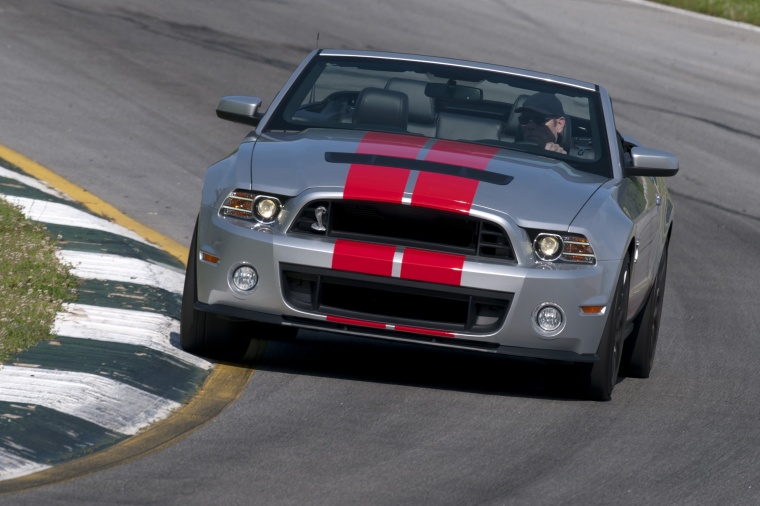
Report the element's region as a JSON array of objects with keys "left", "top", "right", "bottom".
[{"left": 544, "top": 142, "right": 567, "bottom": 154}]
